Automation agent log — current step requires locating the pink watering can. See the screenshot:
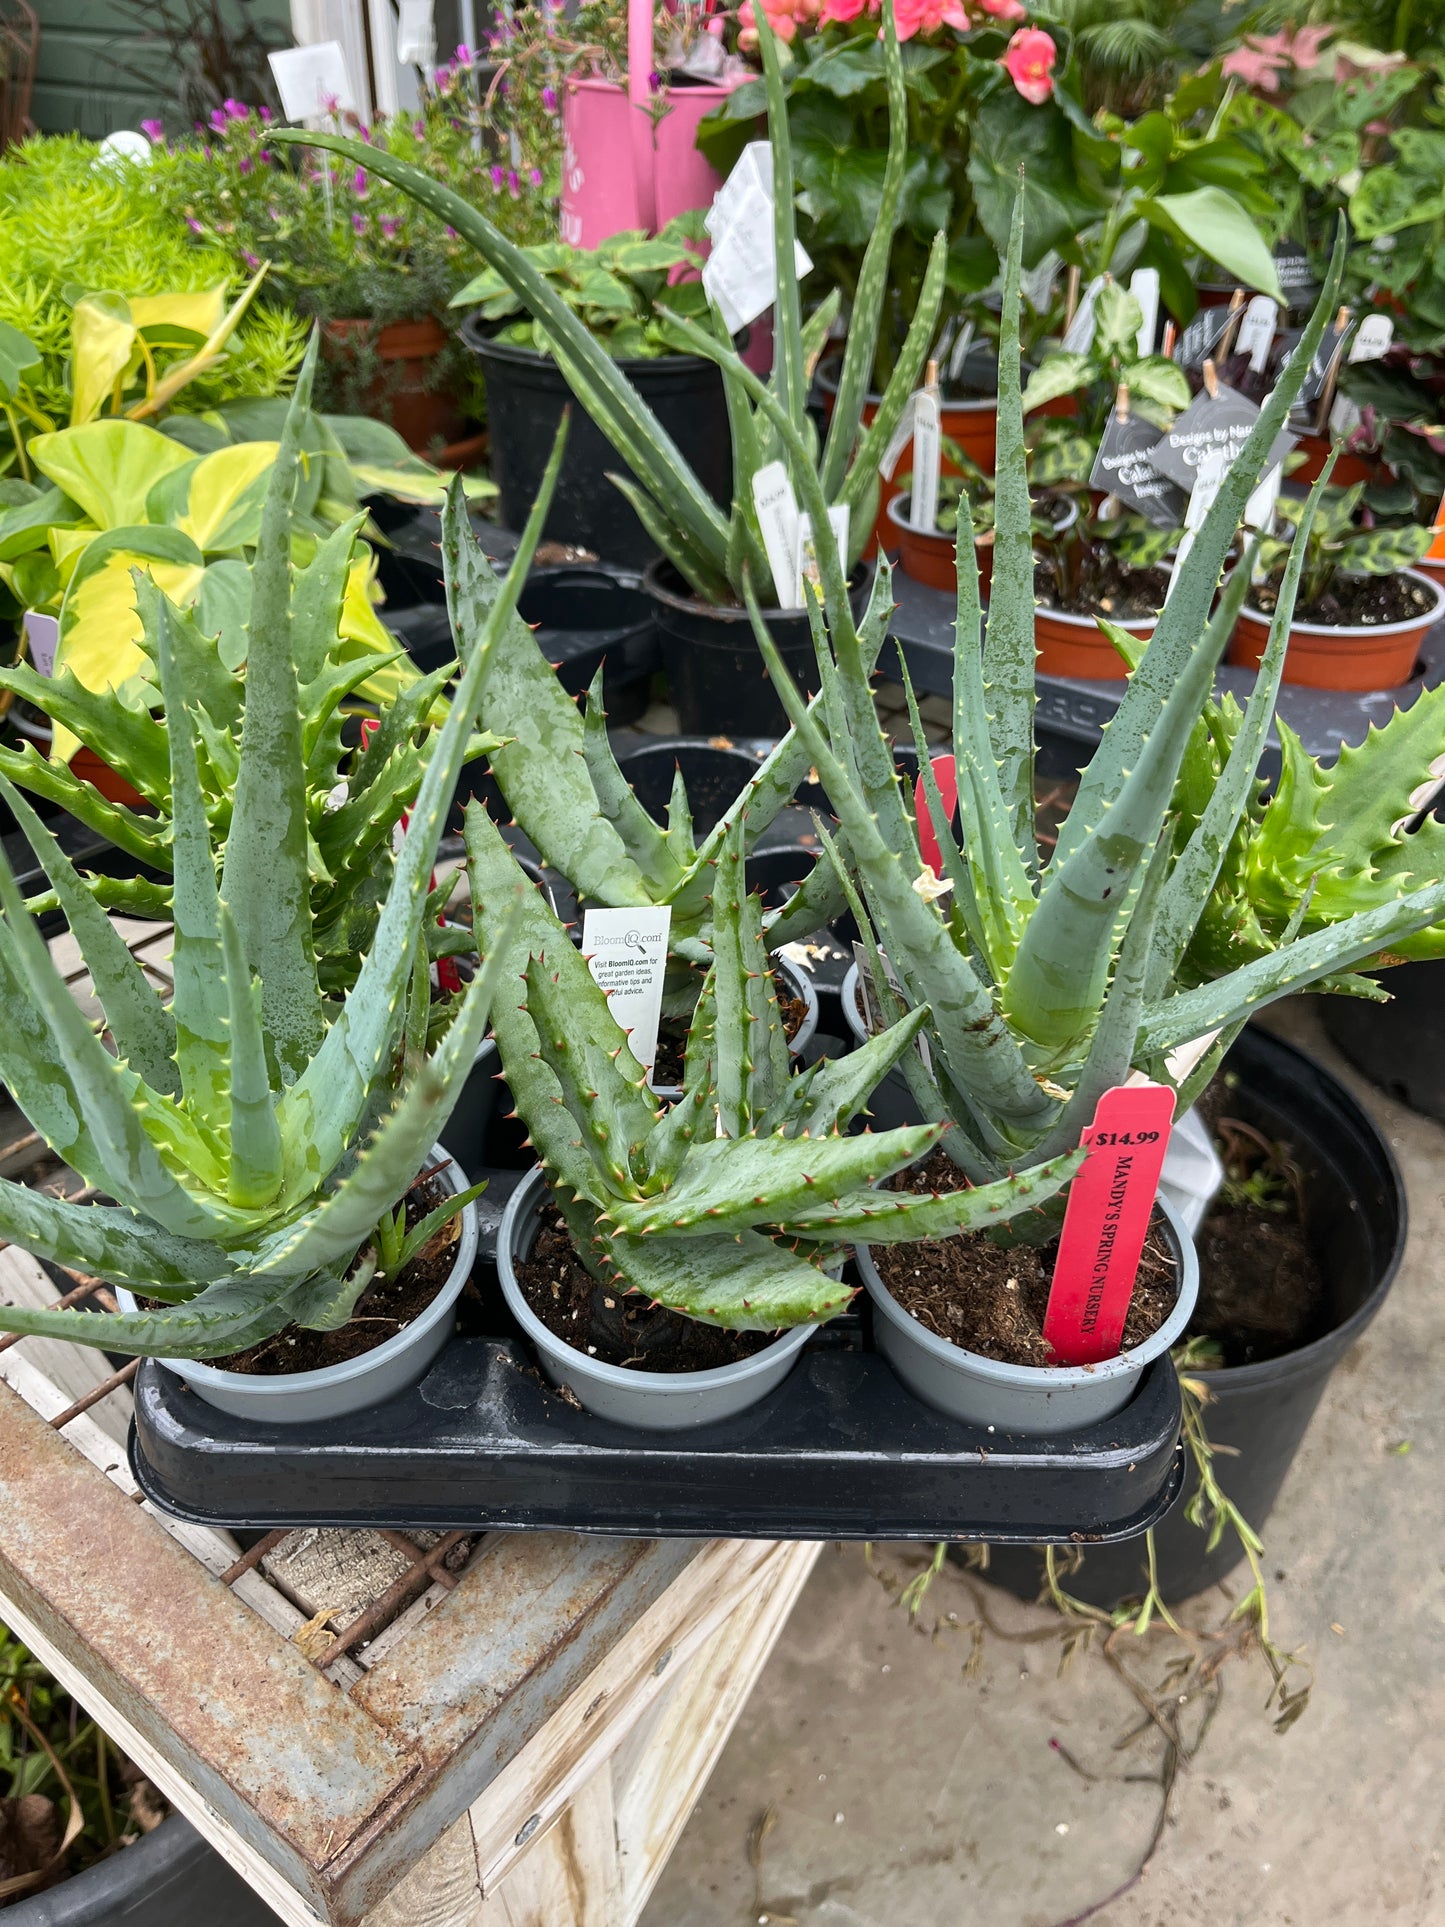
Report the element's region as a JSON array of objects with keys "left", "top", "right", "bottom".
[{"left": 560, "top": 0, "right": 743, "bottom": 248}]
